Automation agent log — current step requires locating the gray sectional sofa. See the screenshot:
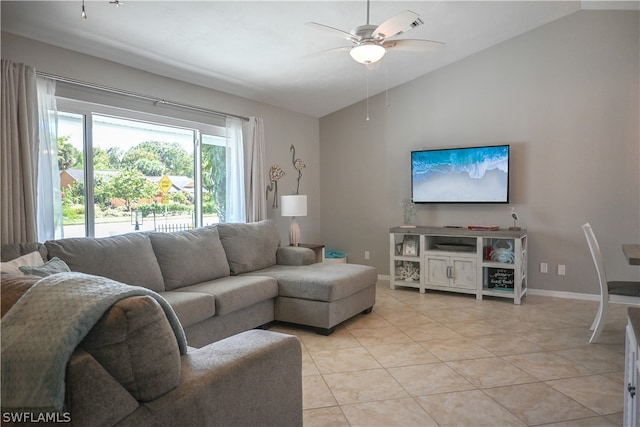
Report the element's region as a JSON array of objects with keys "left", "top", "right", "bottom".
[
  {"left": 1, "top": 219, "right": 377, "bottom": 425},
  {"left": 8, "top": 219, "right": 377, "bottom": 347}
]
